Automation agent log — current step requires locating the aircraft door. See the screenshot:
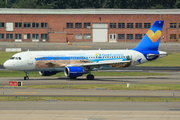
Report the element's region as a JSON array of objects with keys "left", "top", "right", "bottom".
[
  {"left": 27, "top": 53, "right": 33, "bottom": 65},
  {"left": 26, "top": 53, "right": 35, "bottom": 70}
]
